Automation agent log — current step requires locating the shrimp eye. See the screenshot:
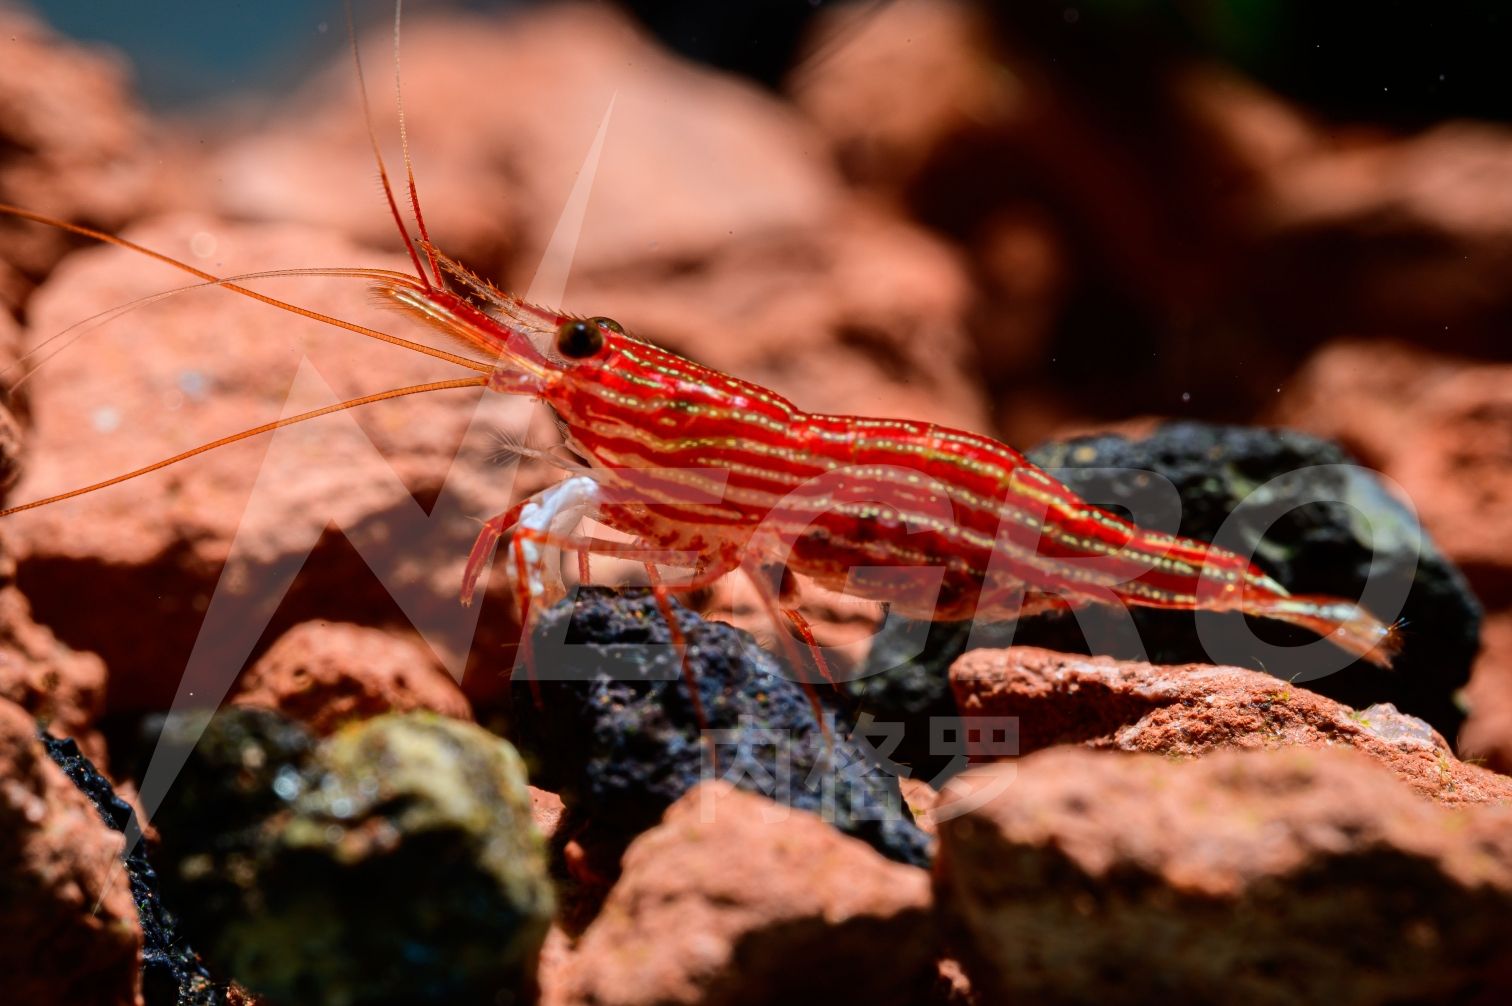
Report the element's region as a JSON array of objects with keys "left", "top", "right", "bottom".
[
  {"left": 555, "top": 319, "right": 605, "bottom": 359},
  {"left": 591, "top": 316, "right": 623, "bottom": 333}
]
